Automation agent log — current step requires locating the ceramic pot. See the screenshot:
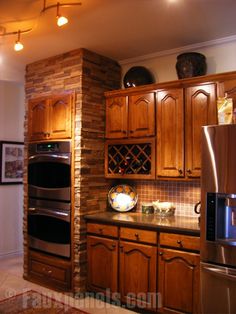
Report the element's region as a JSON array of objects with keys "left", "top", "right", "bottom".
[
  {"left": 176, "top": 52, "right": 207, "bottom": 79},
  {"left": 123, "top": 66, "right": 155, "bottom": 88}
]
